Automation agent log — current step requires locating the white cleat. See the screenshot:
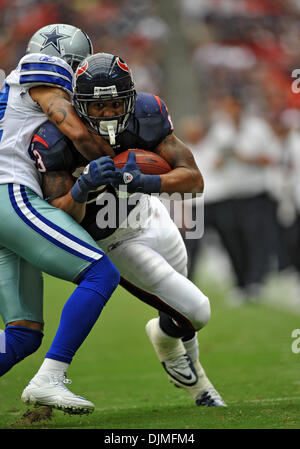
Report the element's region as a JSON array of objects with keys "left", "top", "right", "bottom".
[
  {"left": 21, "top": 372, "right": 95, "bottom": 415},
  {"left": 146, "top": 318, "right": 227, "bottom": 407},
  {"left": 163, "top": 353, "right": 198, "bottom": 387},
  {"left": 190, "top": 360, "right": 227, "bottom": 407}
]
